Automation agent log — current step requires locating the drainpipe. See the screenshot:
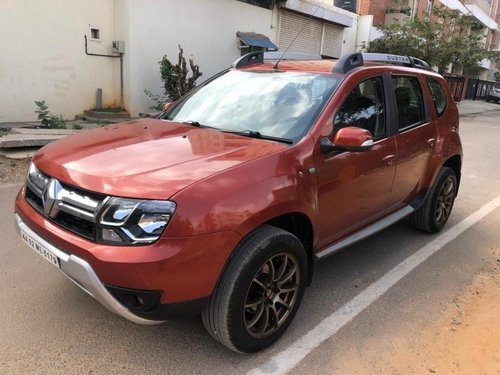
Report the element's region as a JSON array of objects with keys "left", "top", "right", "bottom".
[{"left": 84, "top": 35, "right": 124, "bottom": 110}]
